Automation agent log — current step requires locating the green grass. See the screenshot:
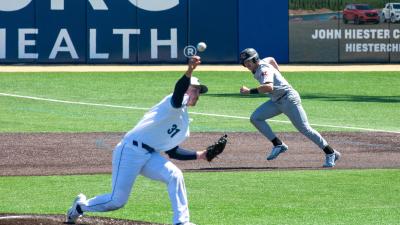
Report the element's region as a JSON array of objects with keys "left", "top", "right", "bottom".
[
  {"left": 0, "top": 71, "right": 399, "bottom": 132},
  {"left": 1, "top": 71, "right": 399, "bottom": 224},
  {"left": 1, "top": 169, "right": 399, "bottom": 225}
]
